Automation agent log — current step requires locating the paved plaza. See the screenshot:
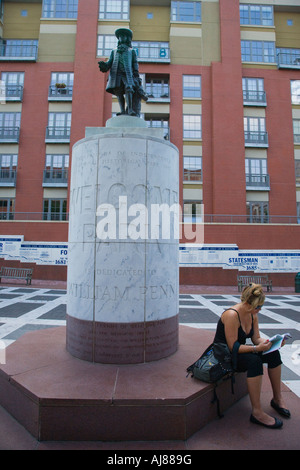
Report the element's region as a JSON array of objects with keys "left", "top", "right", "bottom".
[
  {"left": 0, "top": 285, "right": 299, "bottom": 398},
  {"left": 0, "top": 284, "right": 299, "bottom": 449}
]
